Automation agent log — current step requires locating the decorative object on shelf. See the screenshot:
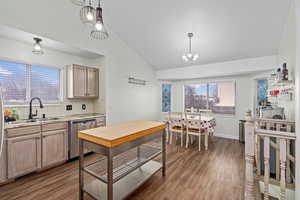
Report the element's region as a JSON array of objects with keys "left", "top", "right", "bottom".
[
  {"left": 128, "top": 77, "right": 146, "bottom": 85},
  {"left": 182, "top": 33, "right": 199, "bottom": 62},
  {"left": 282, "top": 63, "right": 288, "bottom": 80},
  {"left": 80, "top": 0, "right": 96, "bottom": 25},
  {"left": 32, "top": 37, "right": 44, "bottom": 55},
  {"left": 267, "top": 66, "right": 294, "bottom": 103},
  {"left": 276, "top": 68, "right": 282, "bottom": 81},
  {"left": 90, "top": 0, "right": 109, "bottom": 40},
  {"left": 70, "top": 0, "right": 86, "bottom": 6}
]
